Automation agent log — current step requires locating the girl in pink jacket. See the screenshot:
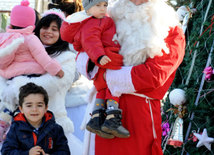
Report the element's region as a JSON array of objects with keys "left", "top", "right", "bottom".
[{"left": 0, "top": 0, "right": 64, "bottom": 80}]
